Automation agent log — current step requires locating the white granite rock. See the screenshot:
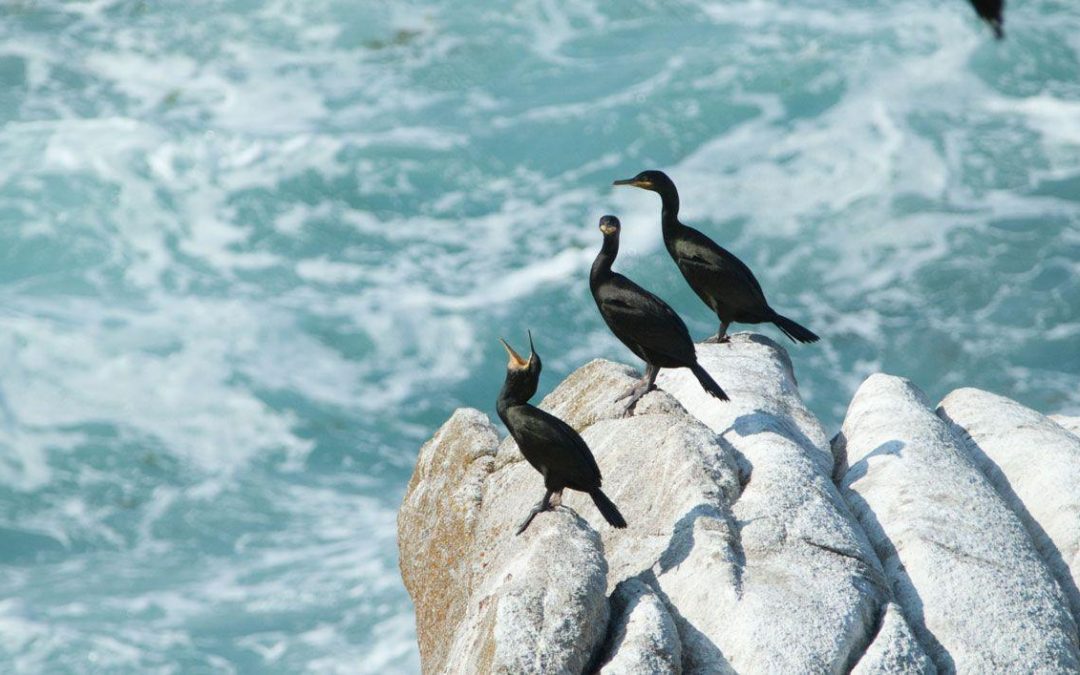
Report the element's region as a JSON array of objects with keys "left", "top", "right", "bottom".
[
  {"left": 937, "top": 388, "right": 1080, "bottom": 621},
  {"left": 599, "top": 577, "right": 682, "bottom": 674},
  {"left": 653, "top": 334, "right": 926, "bottom": 673},
  {"left": 442, "top": 509, "right": 610, "bottom": 674},
  {"left": 399, "top": 405, "right": 611, "bottom": 674},
  {"left": 837, "top": 375, "right": 1080, "bottom": 672},
  {"left": 848, "top": 603, "right": 935, "bottom": 675},
  {"left": 397, "top": 408, "right": 498, "bottom": 671},
  {"left": 543, "top": 360, "right": 747, "bottom": 673},
  {"left": 400, "top": 336, "right": 1080, "bottom": 674},
  {"left": 400, "top": 359, "right": 712, "bottom": 673},
  {"left": 1050, "top": 414, "right": 1080, "bottom": 438}
]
